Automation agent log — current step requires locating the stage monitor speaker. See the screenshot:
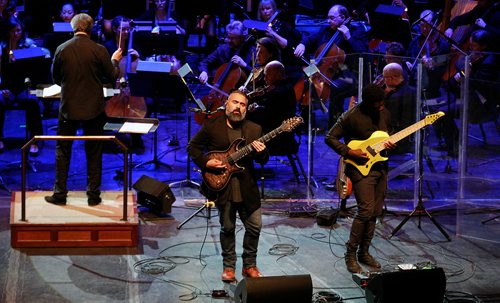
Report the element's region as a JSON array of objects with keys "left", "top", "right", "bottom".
[
  {"left": 365, "top": 267, "right": 446, "bottom": 303},
  {"left": 133, "top": 175, "right": 176, "bottom": 214},
  {"left": 234, "top": 274, "right": 312, "bottom": 303}
]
